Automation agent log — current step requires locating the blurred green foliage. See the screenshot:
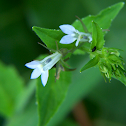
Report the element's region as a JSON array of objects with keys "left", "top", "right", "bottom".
[{"left": 0, "top": 0, "right": 126, "bottom": 126}]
